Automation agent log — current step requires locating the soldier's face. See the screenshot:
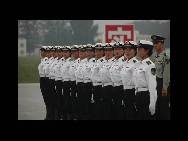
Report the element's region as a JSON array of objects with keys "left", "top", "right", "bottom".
[
  {"left": 54, "top": 52, "right": 59, "bottom": 58},
  {"left": 86, "top": 50, "right": 94, "bottom": 58},
  {"left": 124, "top": 48, "right": 136, "bottom": 60},
  {"left": 105, "top": 49, "right": 113, "bottom": 59},
  {"left": 154, "top": 42, "right": 163, "bottom": 51},
  {"left": 40, "top": 51, "right": 45, "bottom": 58},
  {"left": 63, "top": 51, "right": 71, "bottom": 58},
  {"left": 71, "top": 51, "right": 79, "bottom": 59},
  {"left": 95, "top": 49, "right": 104, "bottom": 59},
  {"left": 46, "top": 52, "right": 50, "bottom": 58},
  {"left": 49, "top": 51, "right": 54, "bottom": 57},
  {"left": 137, "top": 48, "right": 148, "bottom": 59},
  {"left": 60, "top": 51, "right": 64, "bottom": 57},
  {"left": 114, "top": 48, "right": 123, "bottom": 59},
  {"left": 79, "top": 51, "right": 86, "bottom": 59},
  {"left": 57, "top": 51, "right": 62, "bottom": 58}
]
